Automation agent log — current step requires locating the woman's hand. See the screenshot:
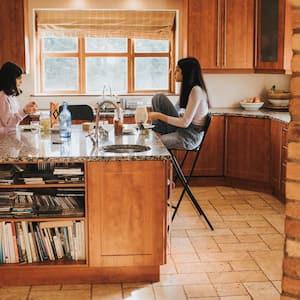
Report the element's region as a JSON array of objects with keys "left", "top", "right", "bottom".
[{"left": 23, "top": 101, "right": 38, "bottom": 115}]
